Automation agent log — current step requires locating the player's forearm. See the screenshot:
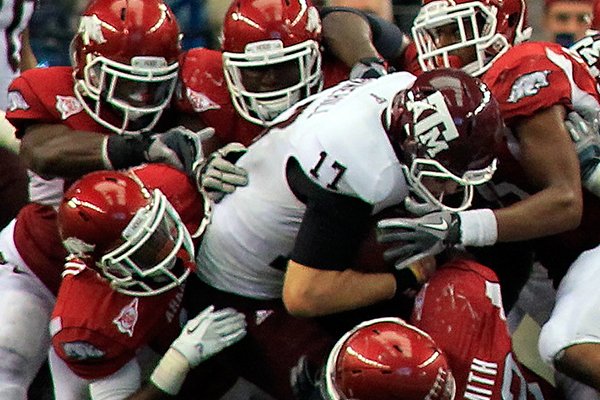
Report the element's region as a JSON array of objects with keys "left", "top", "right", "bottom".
[
  {"left": 321, "top": 10, "right": 378, "bottom": 68},
  {"left": 494, "top": 186, "right": 582, "bottom": 242},
  {"left": 283, "top": 260, "right": 396, "bottom": 317},
  {"left": 20, "top": 124, "right": 107, "bottom": 177}
]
